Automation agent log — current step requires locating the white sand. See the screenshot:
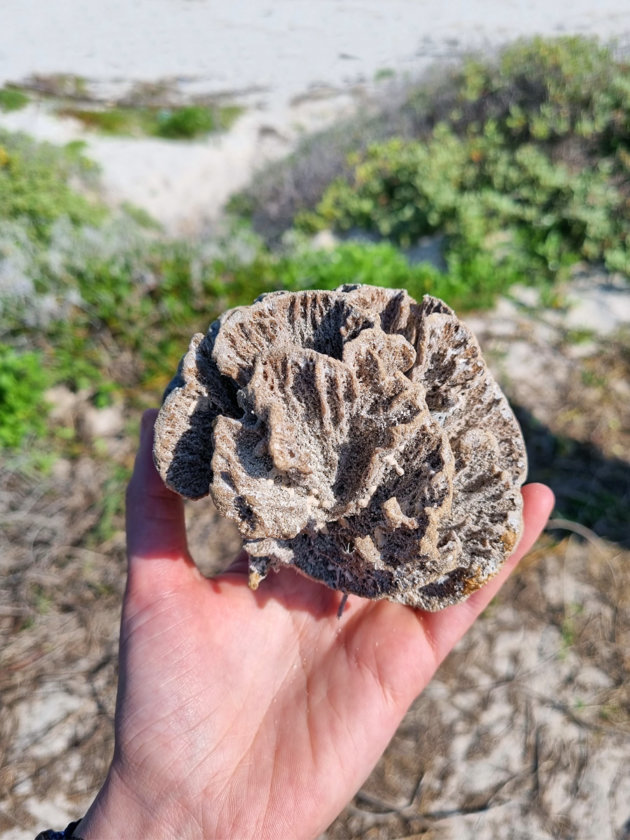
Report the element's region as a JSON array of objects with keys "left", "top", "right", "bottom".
[
  {"left": 2, "top": 0, "right": 630, "bottom": 107},
  {"left": 1, "top": 0, "right": 630, "bottom": 234}
]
